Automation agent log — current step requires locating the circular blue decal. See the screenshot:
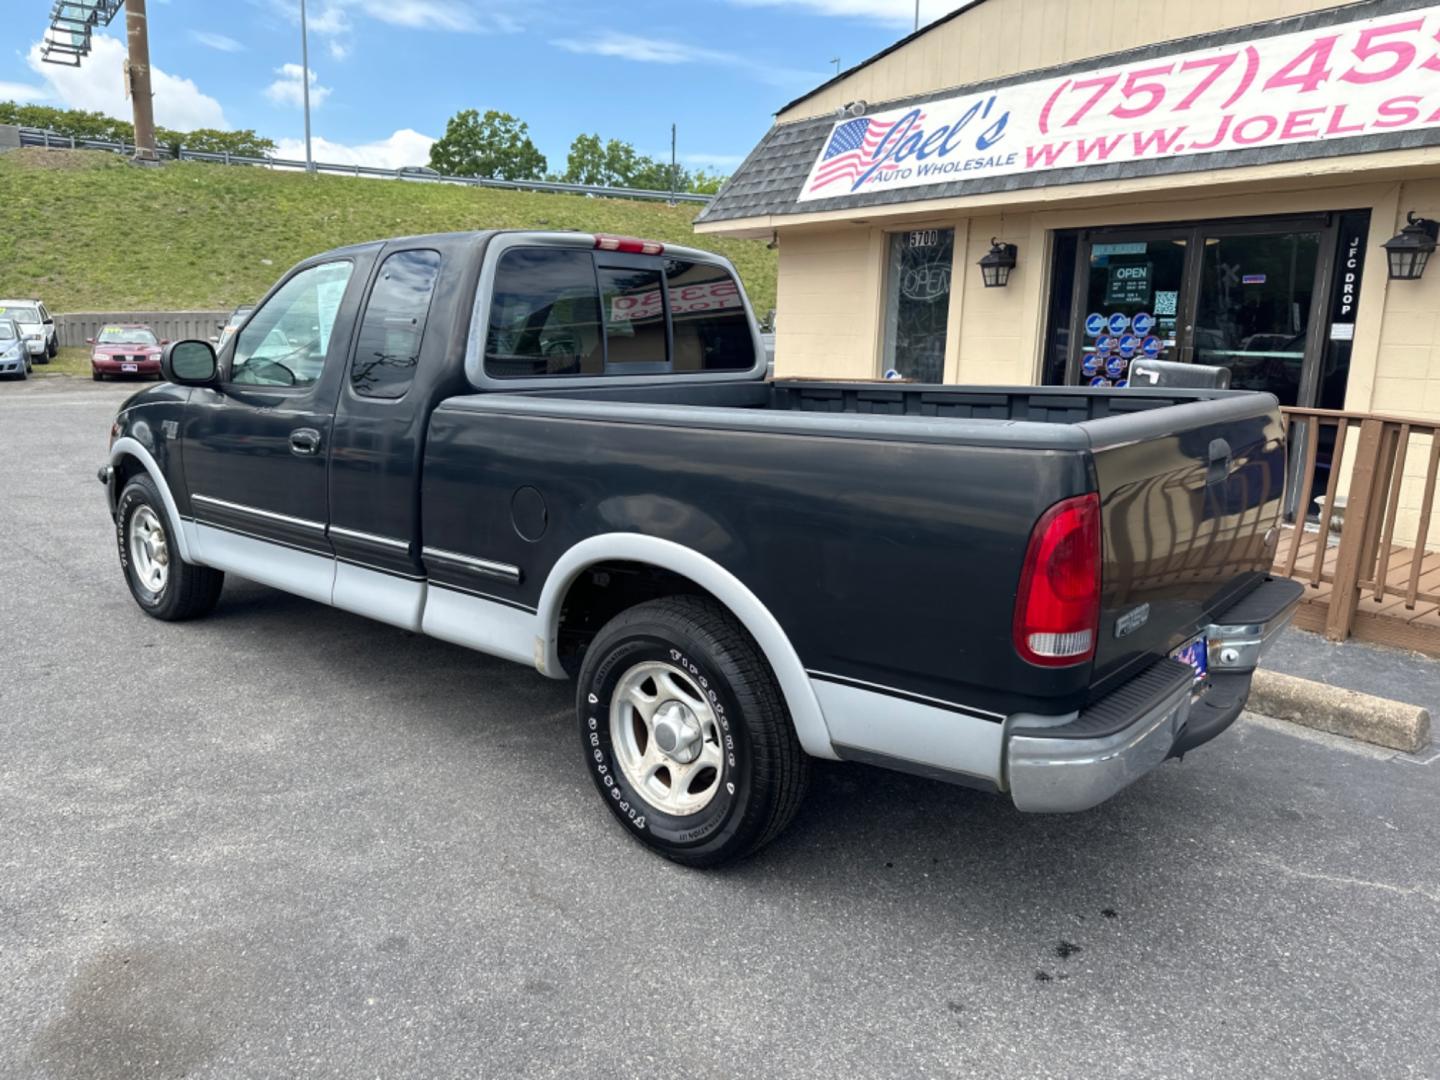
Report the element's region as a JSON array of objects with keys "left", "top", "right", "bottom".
[
  {"left": 1085, "top": 313, "right": 1106, "bottom": 338},
  {"left": 1117, "top": 333, "right": 1139, "bottom": 358},
  {"left": 1115, "top": 379, "right": 1130, "bottom": 389},
  {"left": 1132, "top": 312, "right": 1155, "bottom": 336},
  {"left": 1090, "top": 376, "right": 1112, "bottom": 388},
  {"left": 1106, "top": 356, "right": 1127, "bottom": 378},
  {"left": 1081, "top": 356, "right": 1100, "bottom": 377},
  {"left": 1095, "top": 335, "right": 1115, "bottom": 355},
  {"left": 1108, "top": 312, "right": 1131, "bottom": 335},
  {"left": 1141, "top": 335, "right": 1162, "bottom": 358}
]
